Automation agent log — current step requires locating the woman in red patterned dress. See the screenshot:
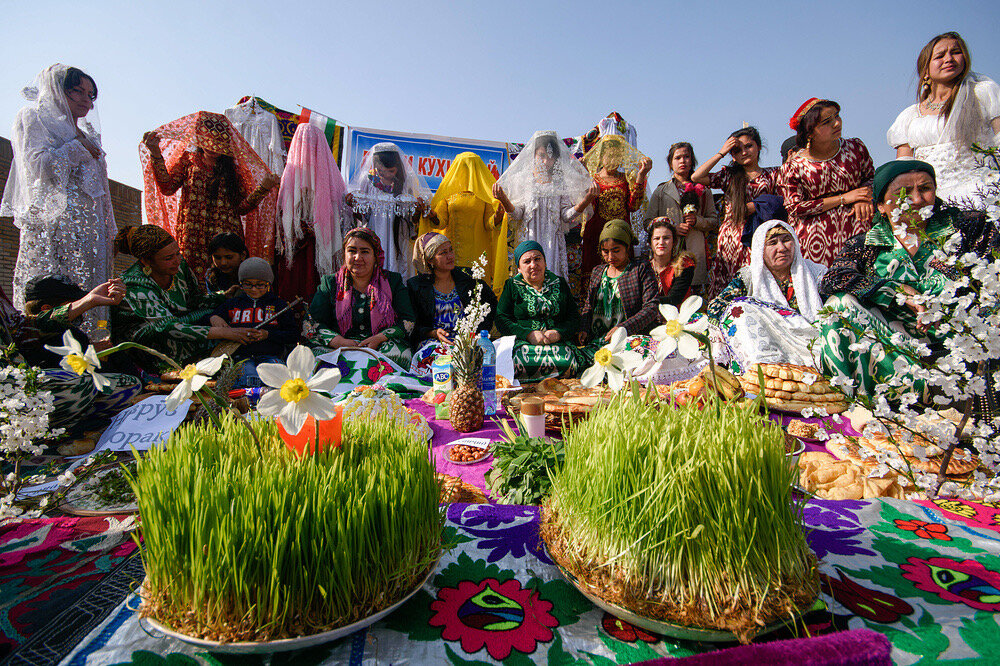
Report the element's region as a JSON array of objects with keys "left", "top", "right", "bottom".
[
  {"left": 692, "top": 126, "right": 780, "bottom": 299},
  {"left": 778, "top": 99, "right": 875, "bottom": 266},
  {"left": 580, "top": 135, "right": 651, "bottom": 287}
]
